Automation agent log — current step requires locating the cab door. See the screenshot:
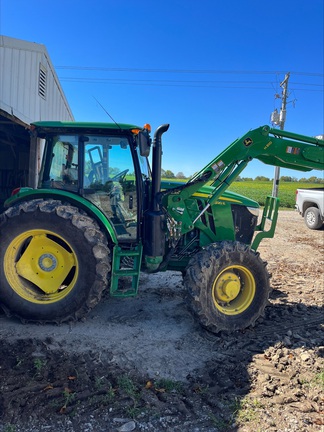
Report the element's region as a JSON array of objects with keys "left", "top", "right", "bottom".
[{"left": 83, "top": 135, "right": 138, "bottom": 241}]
